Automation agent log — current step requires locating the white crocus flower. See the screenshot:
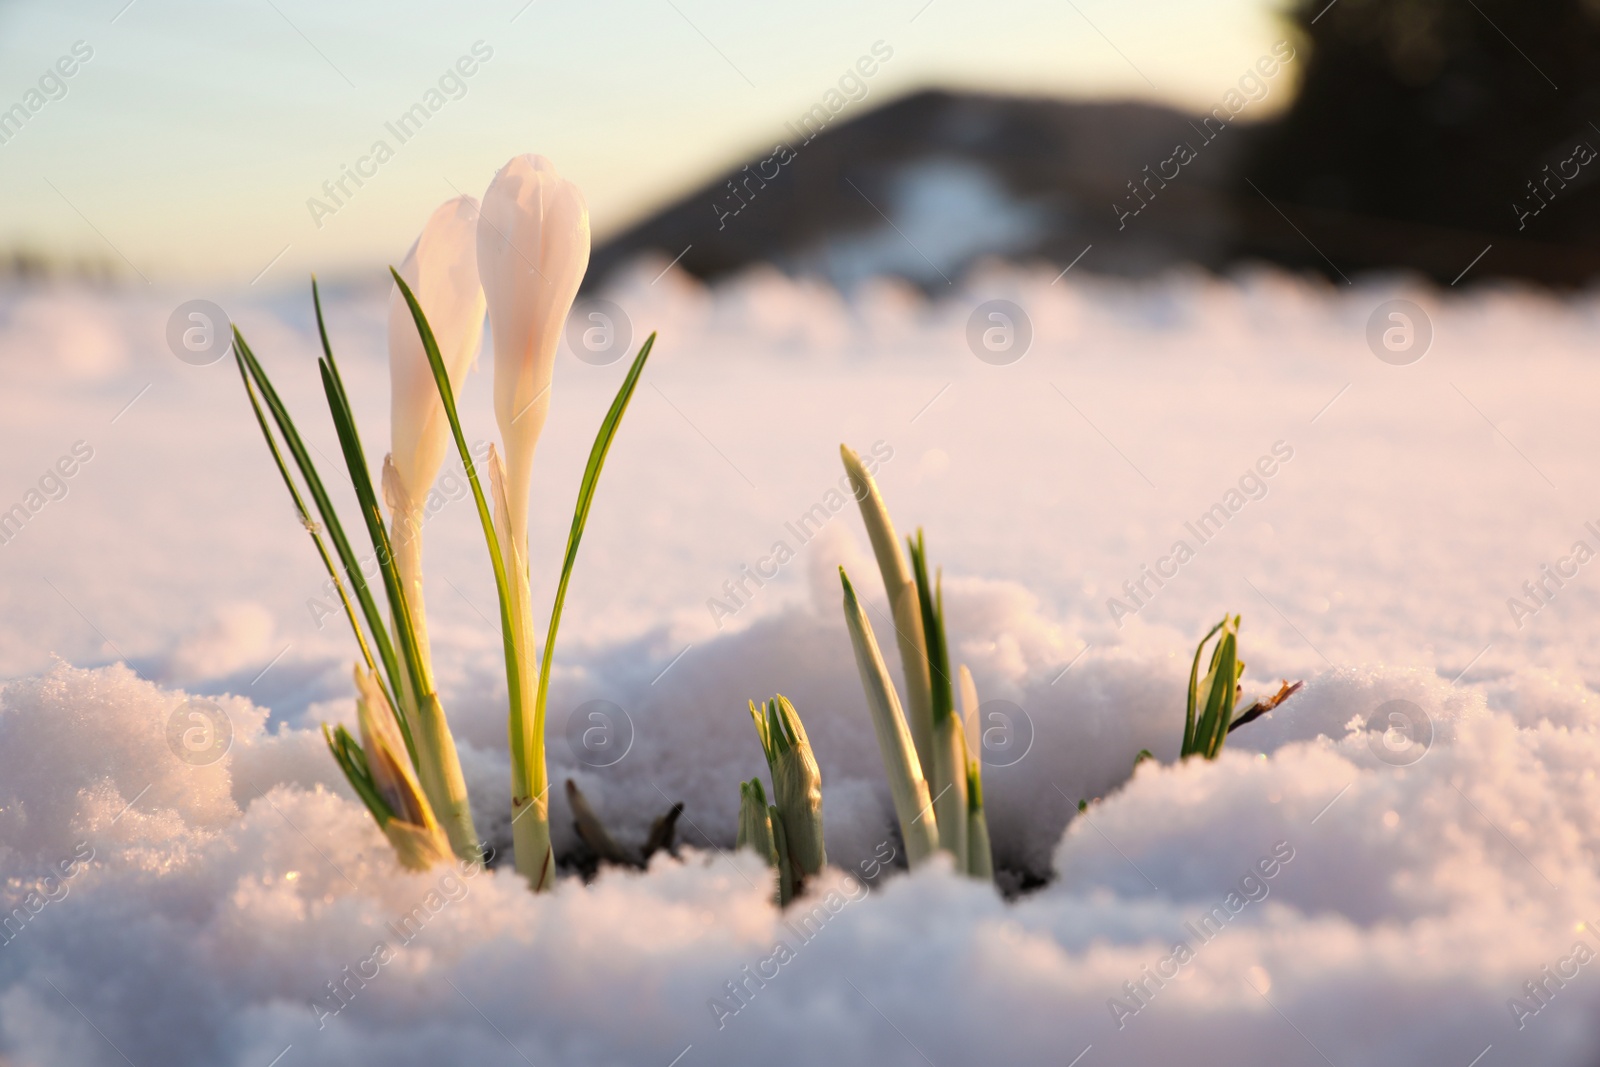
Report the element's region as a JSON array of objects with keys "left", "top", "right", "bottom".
[
  {"left": 475, "top": 154, "right": 590, "bottom": 890},
  {"left": 477, "top": 153, "right": 590, "bottom": 548},
  {"left": 388, "top": 196, "right": 486, "bottom": 508},
  {"left": 385, "top": 196, "right": 485, "bottom": 680}
]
